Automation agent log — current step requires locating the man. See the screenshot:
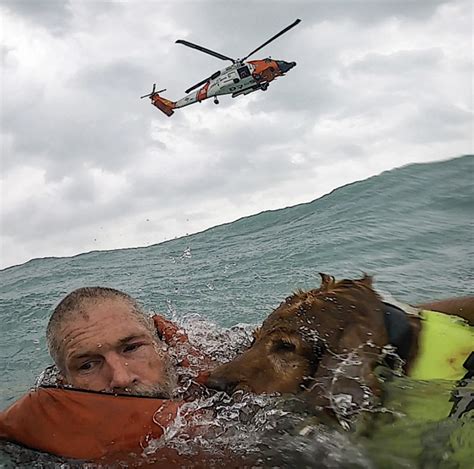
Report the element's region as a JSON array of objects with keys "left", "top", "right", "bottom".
[
  {"left": 45, "top": 286, "right": 177, "bottom": 397},
  {"left": 0, "top": 287, "right": 211, "bottom": 462}
]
